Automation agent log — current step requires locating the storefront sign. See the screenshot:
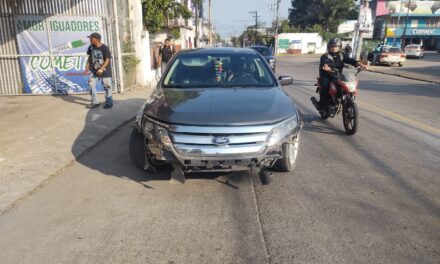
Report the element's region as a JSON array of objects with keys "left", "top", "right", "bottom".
[
  {"left": 278, "top": 39, "right": 289, "bottom": 49},
  {"left": 412, "top": 29, "right": 435, "bottom": 35},
  {"left": 15, "top": 16, "right": 104, "bottom": 94}
]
